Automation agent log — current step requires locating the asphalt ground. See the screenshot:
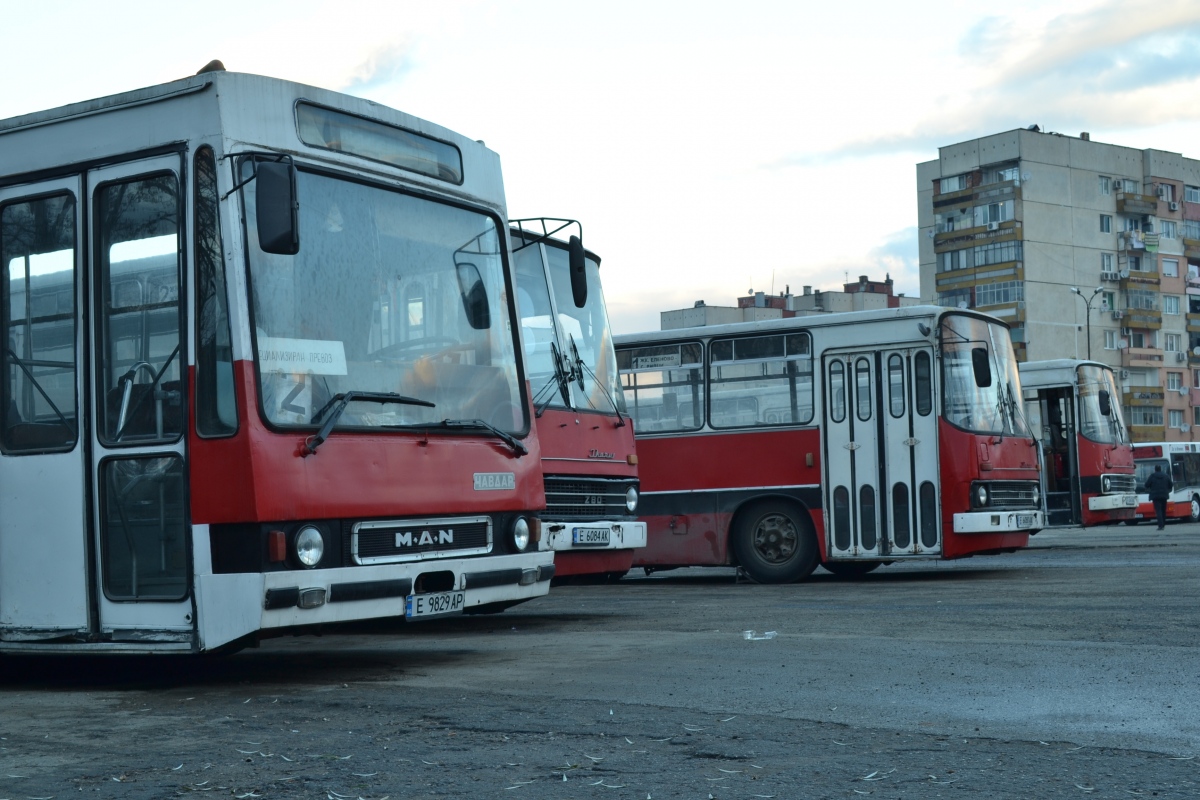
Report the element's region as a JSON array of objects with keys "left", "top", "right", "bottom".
[{"left": 0, "top": 520, "right": 1196, "bottom": 799}]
